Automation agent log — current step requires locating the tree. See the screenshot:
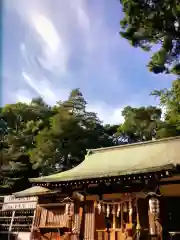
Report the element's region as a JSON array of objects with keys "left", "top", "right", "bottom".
[
  {"left": 0, "top": 91, "right": 116, "bottom": 191},
  {"left": 120, "top": 0, "right": 180, "bottom": 74},
  {"left": 151, "top": 79, "right": 180, "bottom": 137},
  {"left": 0, "top": 98, "right": 52, "bottom": 193},
  {"left": 116, "top": 106, "right": 162, "bottom": 142},
  {"left": 30, "top": 89, "right": 113, "bottom": 175}
]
